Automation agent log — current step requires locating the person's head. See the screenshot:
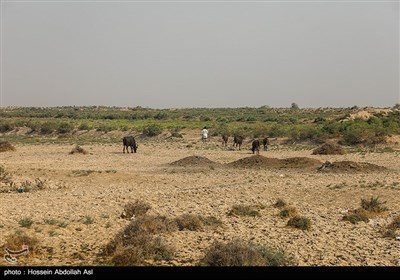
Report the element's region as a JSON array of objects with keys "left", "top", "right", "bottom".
[{"left": 203, "top": 126, "right": 207, "bottom": 129}]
